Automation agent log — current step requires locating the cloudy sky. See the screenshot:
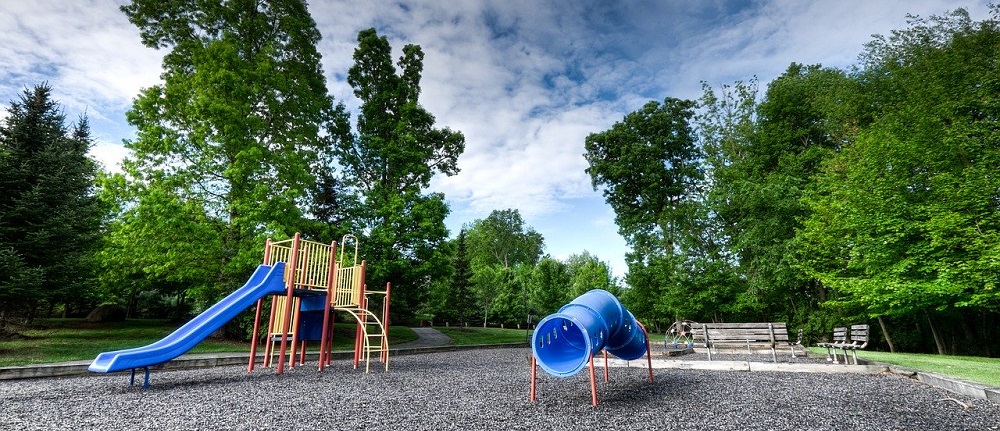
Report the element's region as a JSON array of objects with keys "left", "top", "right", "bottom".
[{"left": 1, "top": 0, "right": 991, "bottom": 277}]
